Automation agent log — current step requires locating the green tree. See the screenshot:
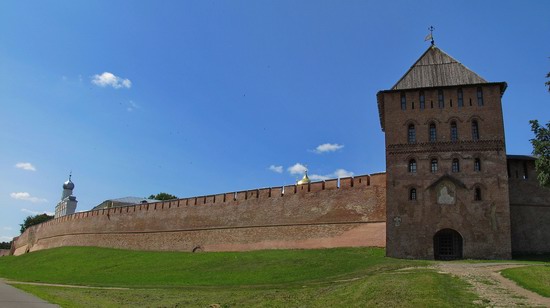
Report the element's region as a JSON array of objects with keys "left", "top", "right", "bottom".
[
  {"left": 148, "top": 192, "right": 178, "bottom": 201},
  {"left": 20, "top": 213, "right": 54, "bottom": 234},
  {"left": 546, "top": 71, "right": 550, "bottom": 92},
  {"left": 0, "top": 242, "right": 11, "bottom": 249},
  {"left": 530, "top": 120, "right": 550, "bottom": 188}
]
